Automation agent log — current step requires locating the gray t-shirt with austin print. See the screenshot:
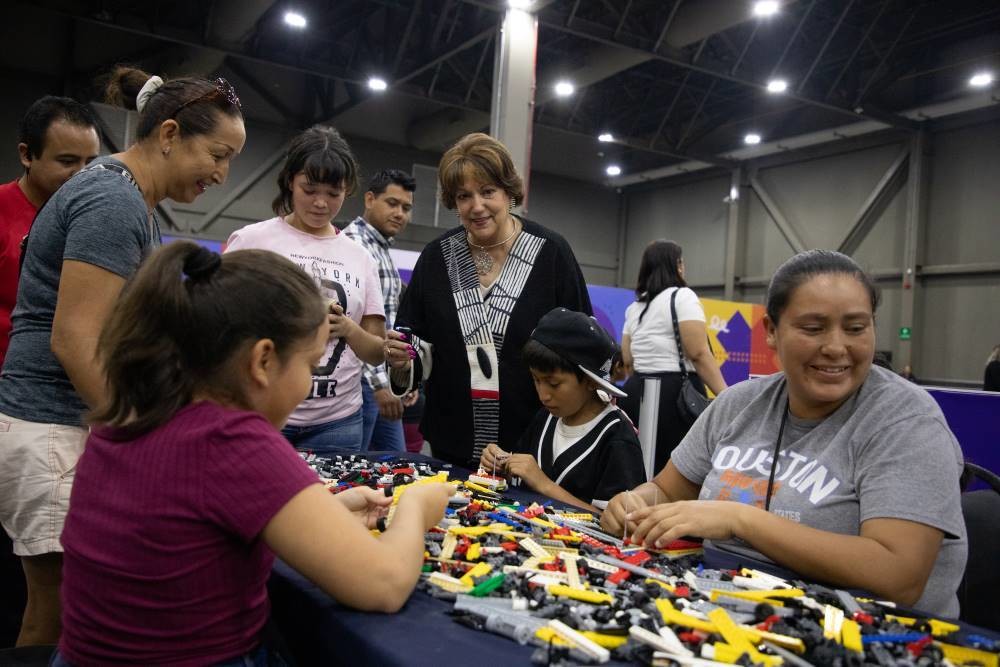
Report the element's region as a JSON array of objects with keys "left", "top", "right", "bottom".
[{"left": 671, "top": 365, "right": 967, "bottom": 618}]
